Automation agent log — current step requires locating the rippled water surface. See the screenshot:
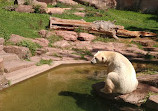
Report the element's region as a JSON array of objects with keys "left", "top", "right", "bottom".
[{"left": 0, "top": 63, "right": 156, "bottom": 111}]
